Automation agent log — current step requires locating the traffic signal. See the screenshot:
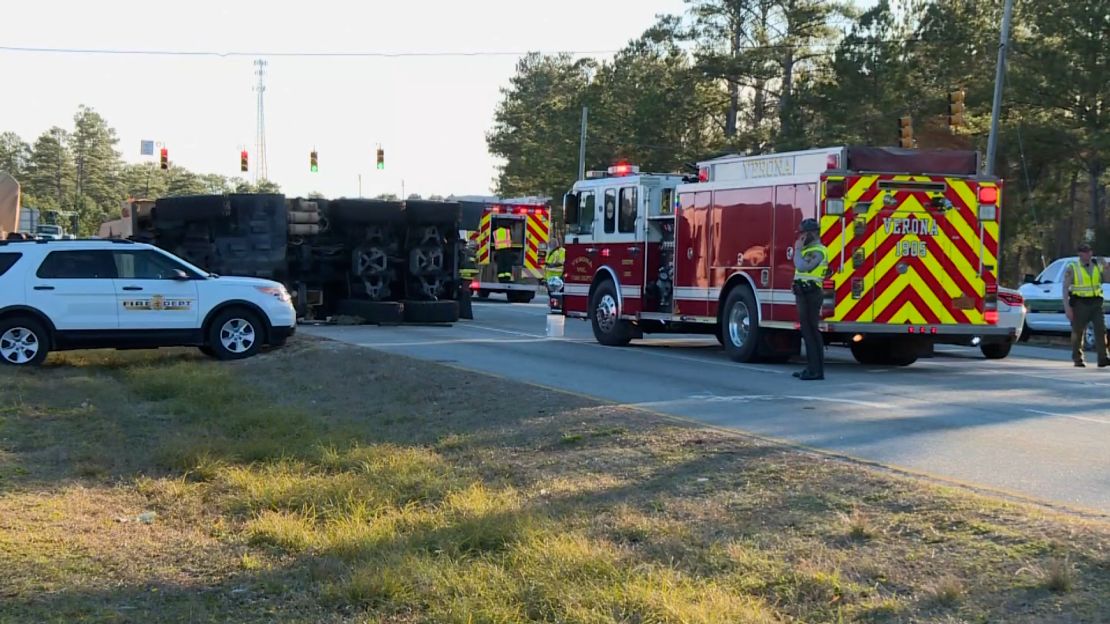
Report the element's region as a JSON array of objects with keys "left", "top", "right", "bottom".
[
  {"left": 310, "top": 150, "right": 318, "bottom": 172},
  {"left": 897, "top": 116, "right": 914, "bottom": 149},
  {"left": 240, "top": 150, "right": 248, "bottom": 172},
  {"left": 376, "top": 148, "right": 384, "bottom": 170},
  {"left": 160, "top": 147, "right": 168, "bottom": 170},
  {"left": 947, "top": 89, "right": 966, "bottom": 132}
]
